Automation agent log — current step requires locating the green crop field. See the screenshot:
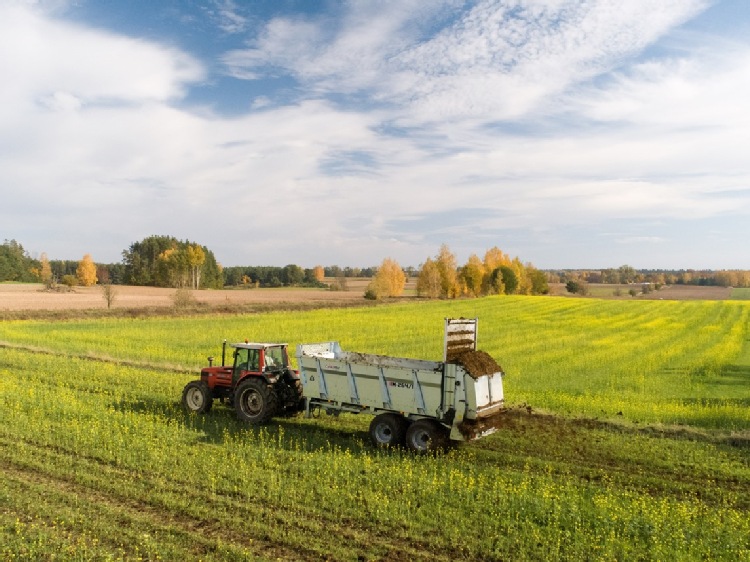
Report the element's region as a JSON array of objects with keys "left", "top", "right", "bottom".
[
  {"left": 1, "top": 296, "right": 749, "bottom": 560},
  {"left": 732, "top": 288, "right": 750, "bottom": 300}
]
